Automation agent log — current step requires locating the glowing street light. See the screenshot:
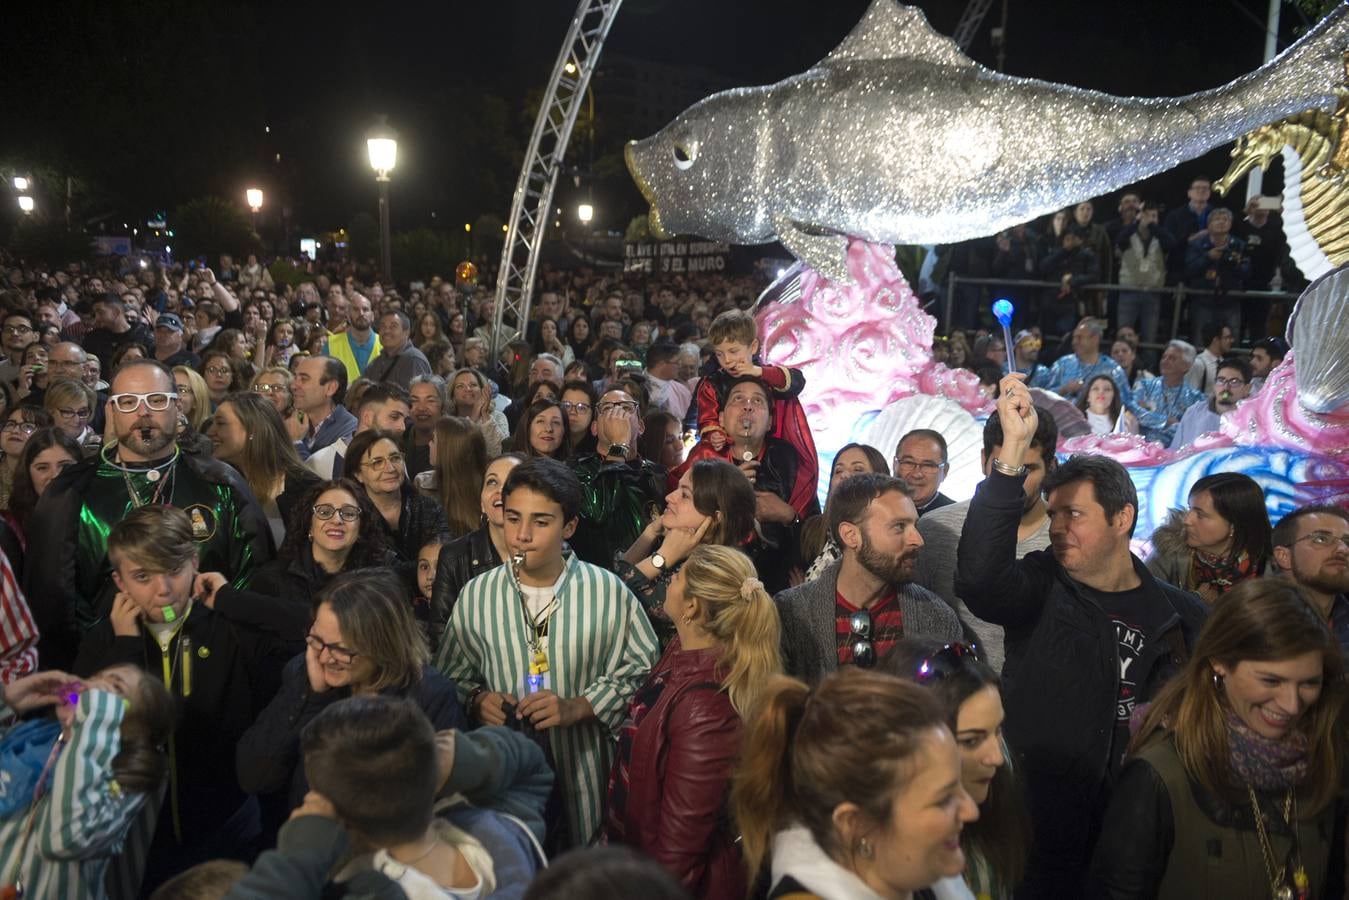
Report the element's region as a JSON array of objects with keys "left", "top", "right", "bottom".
[
  {"left": 577, "top": 203, "right": 594, "bottom": 224},
  {"left": 17, "top": 196, "right": 34, "bottom": 214},
  {"left": 13, "top": 177, "right": 28, "bottom": 192},
  {"left": 246, "top": 188, "right": 264, "bottom": 212},
  {"left": 366, "top": 116, "right": 398, "bottom": 283}
]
